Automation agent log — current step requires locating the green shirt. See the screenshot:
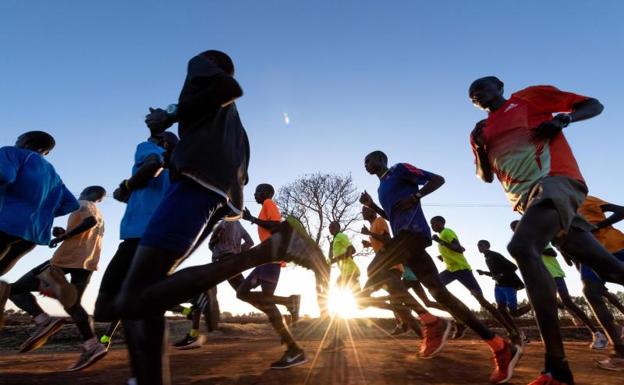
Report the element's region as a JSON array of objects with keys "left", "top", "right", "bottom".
[
  {"left": 437, "top": 228, "right": 471, "bottom": 272},
  {"left": 542, "top": 248, "right": 565, "bottom": 278},
  {"left": 332, "top": 232, "right": 359, "bottom": 276}
]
